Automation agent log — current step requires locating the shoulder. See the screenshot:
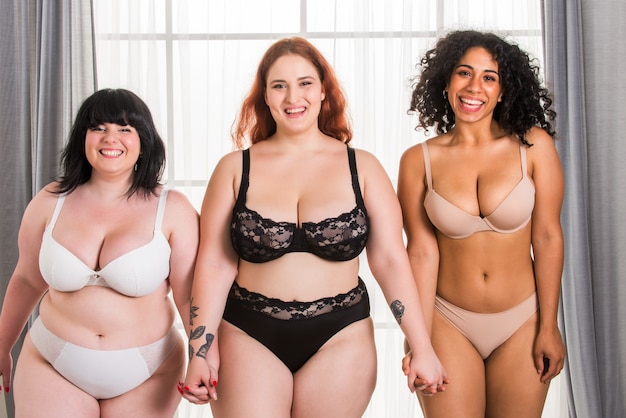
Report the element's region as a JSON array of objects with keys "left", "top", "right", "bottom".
[
  {"left": 526, "top": 126, "right": 555, "bottom": 146},
  {"left": 351, "top": 147, "right": 377, "bottom": 164},
  {"left": 351, "top": 147, "right": 387, "bottom": 175},
  {"left": 400, "top": 141, "right": 426, "bottom": 164},
  {"left": 162, "top": 188, "right": 196, "bottom": 212},
  {"left": 524, "top": 127, "right": 562, "bottom": 177},
  {"left": 525, "top": 127, "right": 560, "bottom": 160},
  {"left": 160, "top": 188, "right": 199, "bottom": 234},
  {"left": 399, "top": 137, "right": 442, "bottom": 173},
  {"left": 213, "top": 149, "right": 244, "bottom": 174},
  {"left": 20, "top": 182, "right": 63, "bottom": 232},
  {"left": 28, "top": 182, "right": 63, "bottom": 211}
]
